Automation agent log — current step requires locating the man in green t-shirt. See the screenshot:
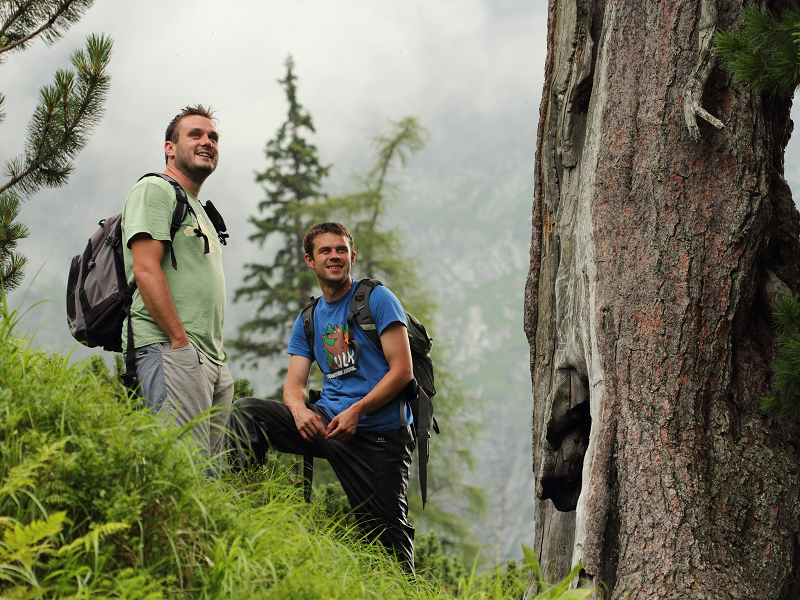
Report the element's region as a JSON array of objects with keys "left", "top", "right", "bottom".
[{"left": 121, "top": 105, "right": 233, "bottom": 475}]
